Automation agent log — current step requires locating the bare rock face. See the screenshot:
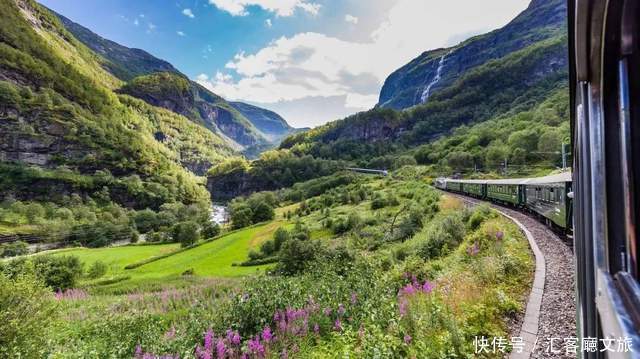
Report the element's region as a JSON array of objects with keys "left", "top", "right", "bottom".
[{"left": 207, "top": 169, "right": 256, "bottom": 202}]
